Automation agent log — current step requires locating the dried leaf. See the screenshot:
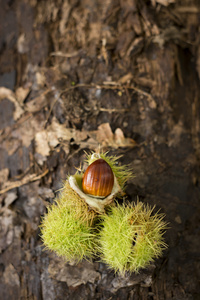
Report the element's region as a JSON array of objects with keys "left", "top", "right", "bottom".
[
  {"left": 168, "top": 120, "right": 185, "bottom": 147},
  {"left": 153, "top": 26, "right": 182, "bottom": 48},
  {"left": 25, "top": 93, "right": 48, "bottom": 113},
  {"left": 118, "top": 73, "right": 133, "bottom": 84},
  {"left": 0, "top": 168, "right": 9, "bottom": 186},
  {"left": 0, "top": 209, "right": 15, "bottom": 252},
  {"left": 154, "top": 0, "right": 175, "bottom": 6},
  {"left": 0, "top": 87, "right": 24, "bottom": 121},
  {"left": 4, "top": 192, "right": 18, "bottom": 207},
  {"left": 15, "top": 87, "right": 30, "bottom": 106},
  {"left": 35, "top": 130, "right": 50, "bottom": 157},
  {"left": 48, "top": 118, "right": 74, "bottom": 143},
  {"left": 48, "top": 258, "right": 100, "bottom": 287},
  {"left": 126, "top": 37, "right": 144, "bottom": 56},
  {"left": 35, "top": 118, "right": 88, "bottom": 156},
  {"left": 114, "top": 128, "right": 125, "bottom": 144},
  {"left": 12, "top": 115, "right": 46, "bottom": 147},
  {"left": 95, "top": 123, "right": 136, "bottom": 149},
  {"left": 3, "top": 264, "right": 20, "bottom": 286},
  {"left": 97, "top": 123, "right": 114, "bottom": 143}
]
